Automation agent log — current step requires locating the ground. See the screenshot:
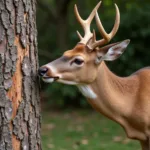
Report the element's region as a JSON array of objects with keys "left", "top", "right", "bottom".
[{"left": 41, "top": 109, "right": 140, "bottom": 150}]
